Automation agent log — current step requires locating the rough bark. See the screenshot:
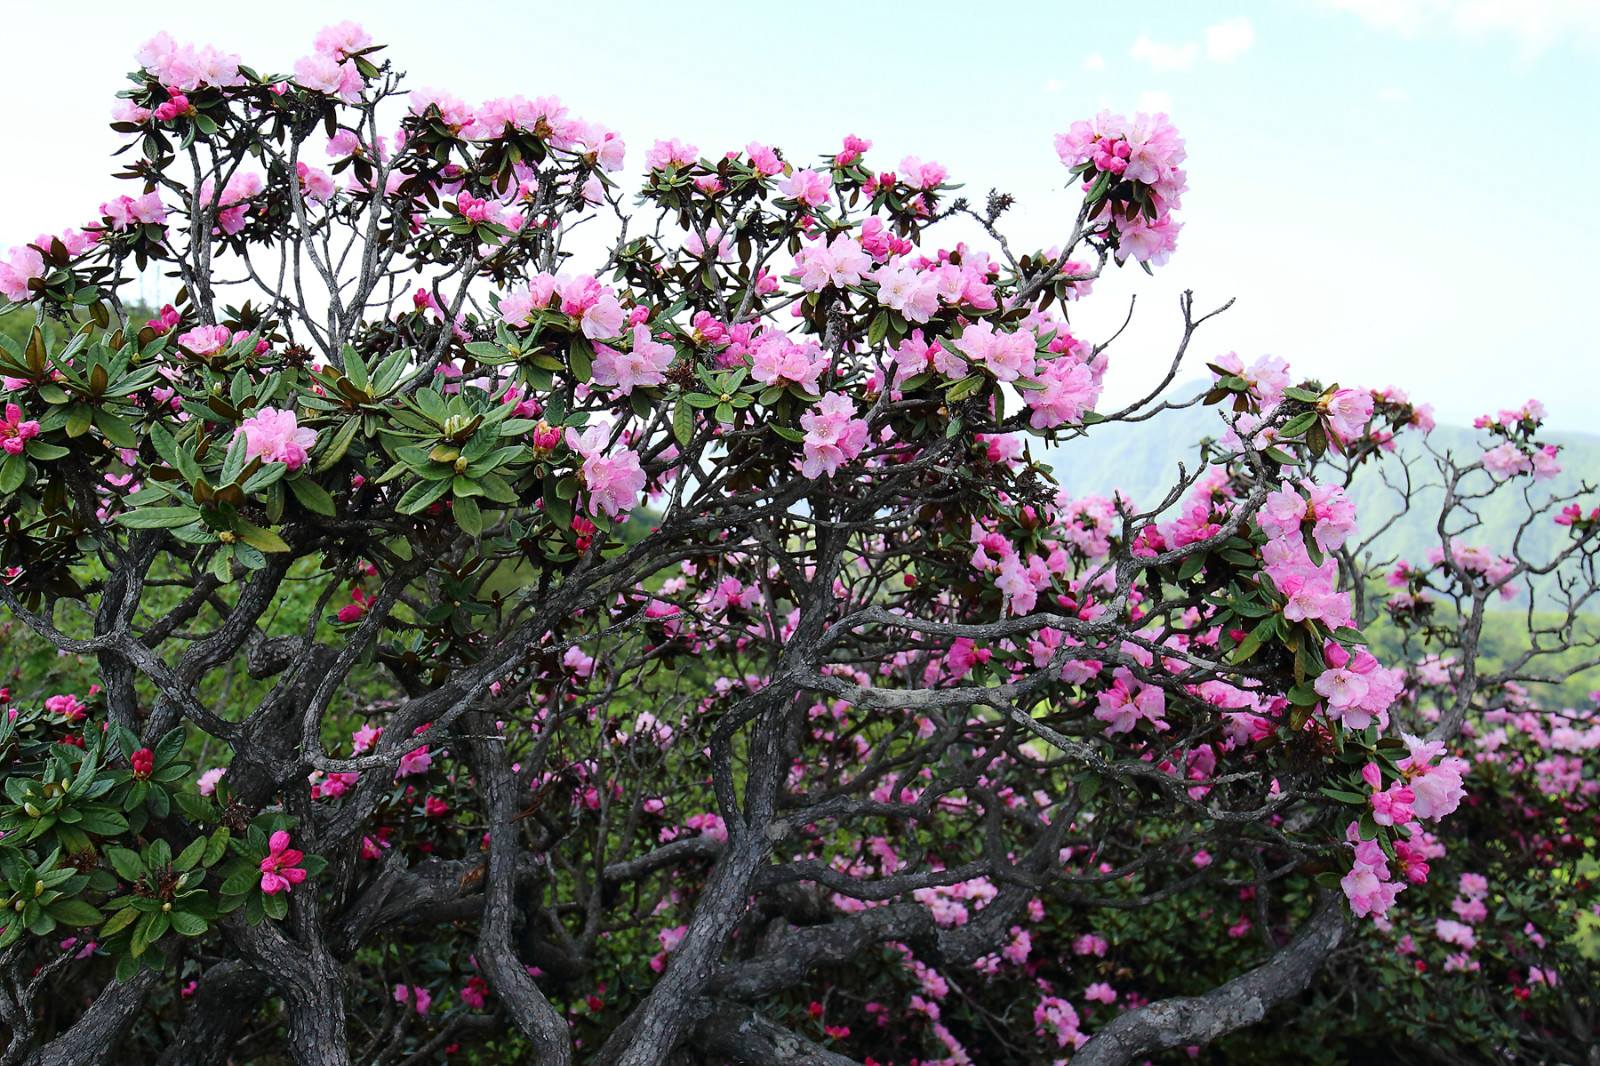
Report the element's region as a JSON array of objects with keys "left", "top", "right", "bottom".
[
  {"left": 687, "top": 1000, "right": 862, "bottom": 1066},
  {"left": 1071, "top": 893, "right": 1348, "bottom": 1066},
  {"left": 461, "top": 726, "right": 573, "bottom": 1066},
  {"left": 26, "top": 969, "right": 160, "bottom": 1066},
  {"left": 154, "top": 961, "right": 270, "bottom": 1066}
]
